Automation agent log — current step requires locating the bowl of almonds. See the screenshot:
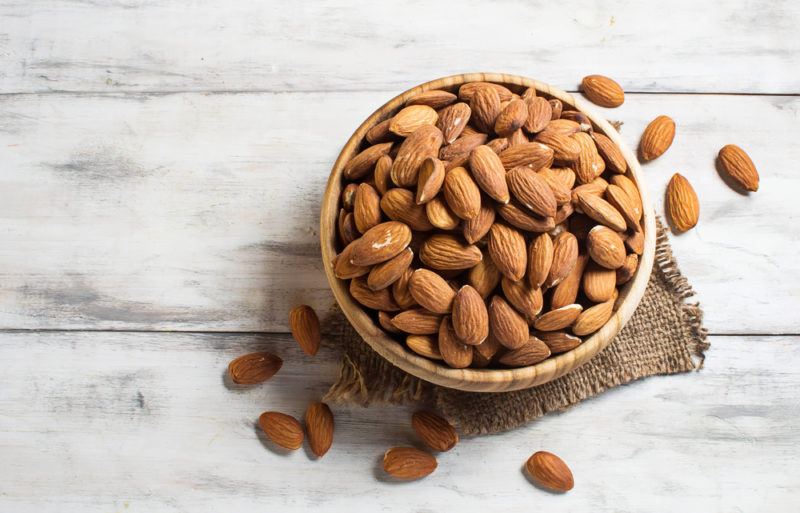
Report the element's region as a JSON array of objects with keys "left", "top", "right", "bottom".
[{"left": 321, "top": 73, "right": 655, "bottom": 392}]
